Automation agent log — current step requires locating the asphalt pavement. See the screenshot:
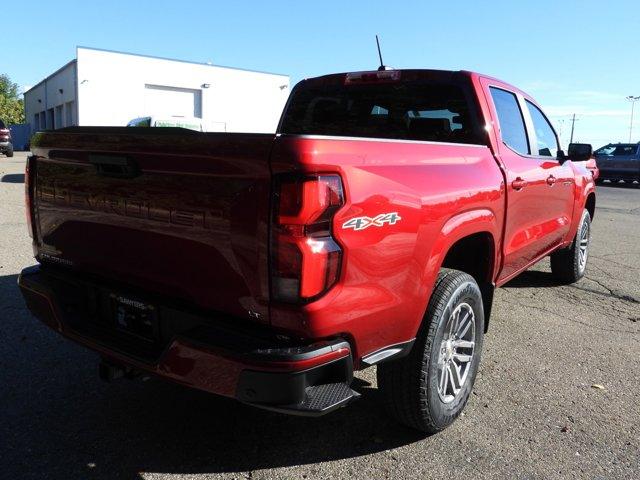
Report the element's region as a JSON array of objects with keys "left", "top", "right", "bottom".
[{"left": 1, "top": 152, "right": 638, "bottom": 479}]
